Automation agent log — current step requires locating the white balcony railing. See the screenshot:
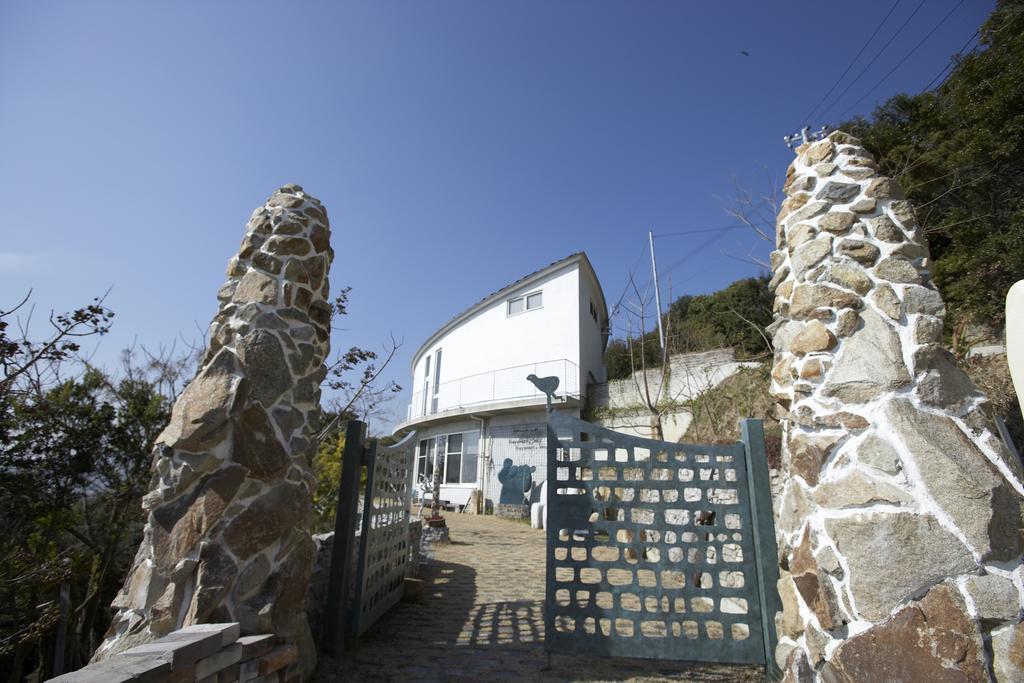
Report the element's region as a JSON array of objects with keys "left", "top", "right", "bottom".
[{"left": 406, "top": 358, "right": 580, "bottom": 421}]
